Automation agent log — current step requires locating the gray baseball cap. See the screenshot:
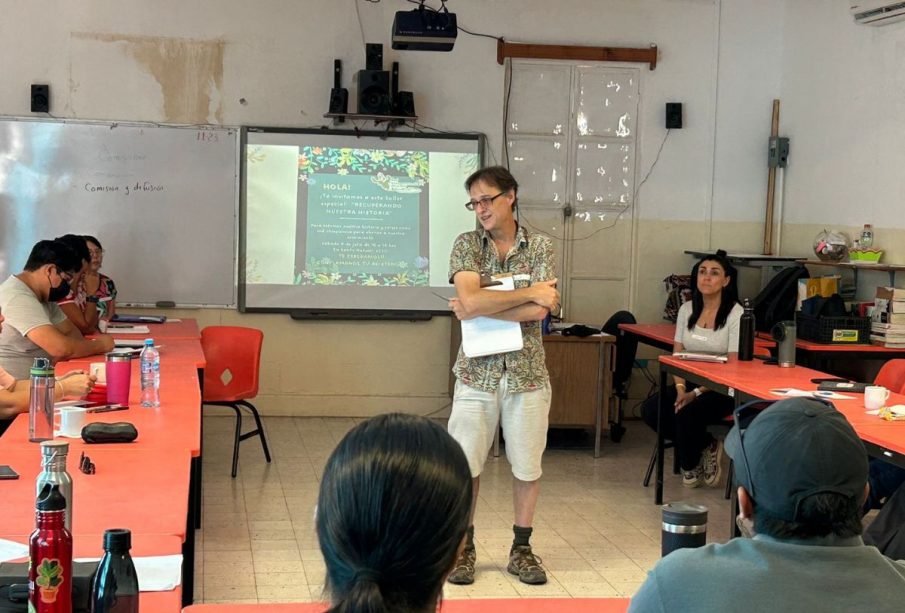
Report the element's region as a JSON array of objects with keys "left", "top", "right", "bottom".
[{"left": 725, "top": 397, "right": 868, "bottom": 523}]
